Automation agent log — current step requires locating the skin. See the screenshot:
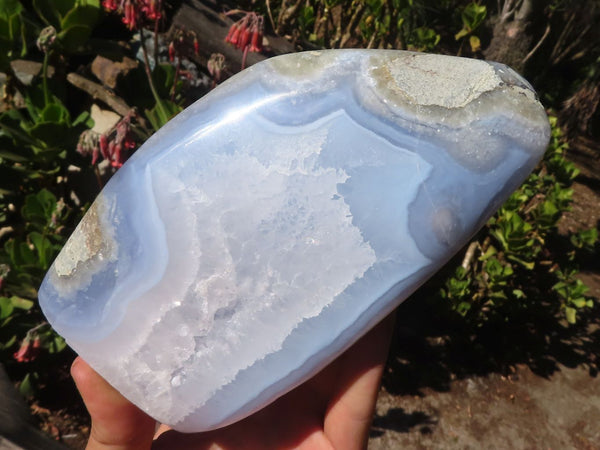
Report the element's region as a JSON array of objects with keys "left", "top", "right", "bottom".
[{"left": 71, "top": 313, "right": 396, "bottom": 450}]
